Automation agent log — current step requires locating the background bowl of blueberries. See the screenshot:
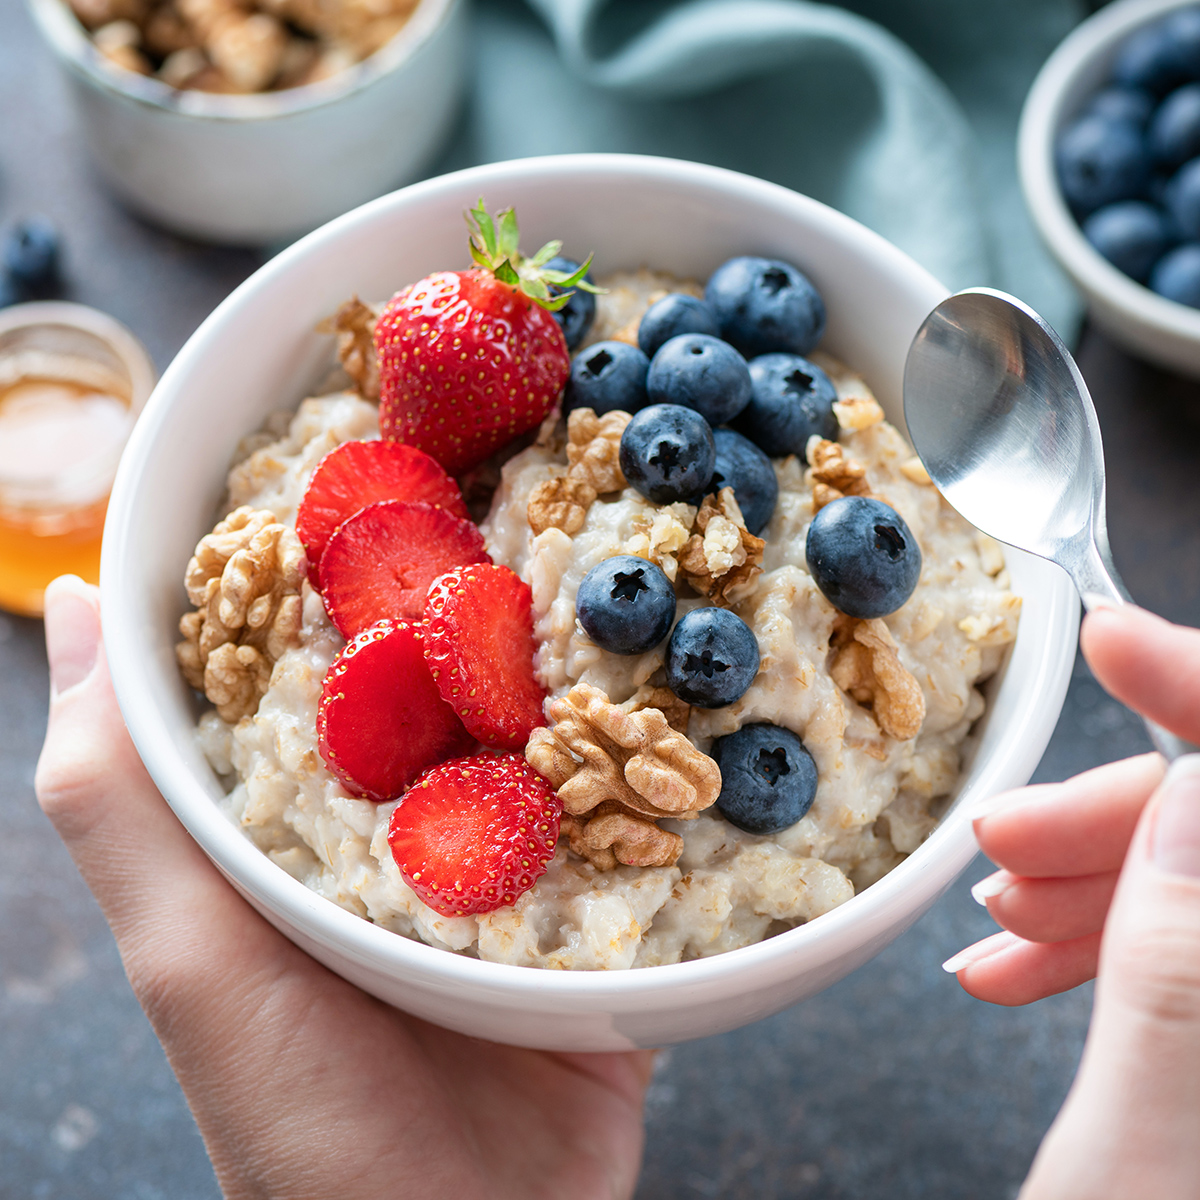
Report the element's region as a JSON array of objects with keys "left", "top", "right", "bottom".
[{"left": 1020, "top": 0, "right": 1200, "bottom": 376}]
